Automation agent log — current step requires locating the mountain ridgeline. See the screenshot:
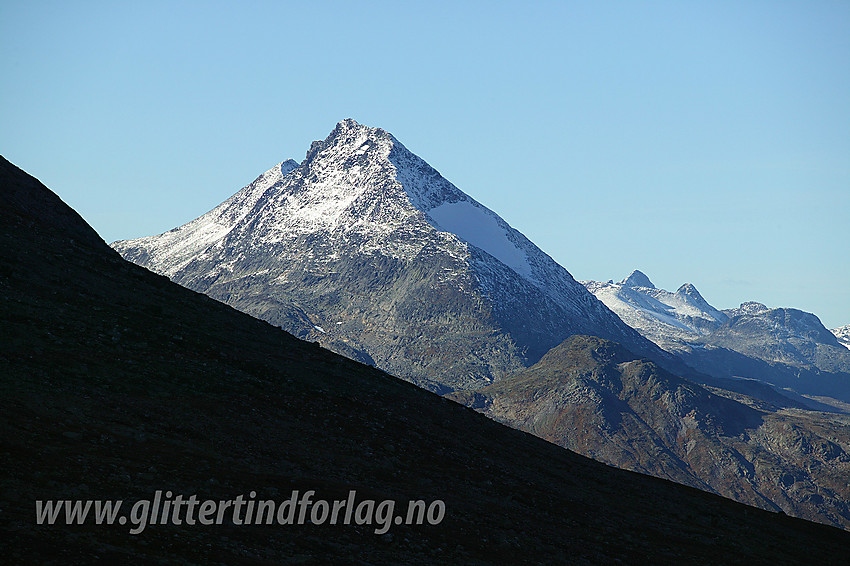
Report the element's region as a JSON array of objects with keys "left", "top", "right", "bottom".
[
  {"left": 584, "top": 271, "right": 850, "bottom": 411},
  {"left": 113, "top": 119, "right": 684, "bottom": 392}
]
